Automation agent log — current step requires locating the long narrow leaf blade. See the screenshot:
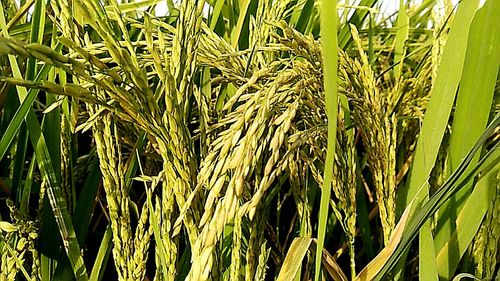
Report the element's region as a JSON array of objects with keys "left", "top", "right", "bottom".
[
  {"left": 315, "top": 1, "right": 338, "bottom": 280},
  {"left": 434, "top": 1, "right": 500, "bottom": 275}
]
